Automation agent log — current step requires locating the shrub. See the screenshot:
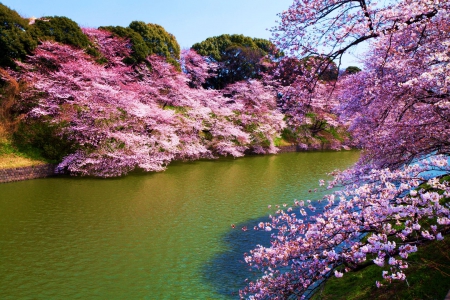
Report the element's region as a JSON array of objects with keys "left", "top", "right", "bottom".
[{"left": 0, "top": 4, "right": 37, "bottom": 68}]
